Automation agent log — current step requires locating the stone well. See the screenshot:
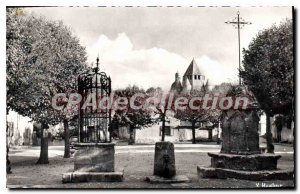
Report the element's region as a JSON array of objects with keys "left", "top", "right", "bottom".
[{"left": 62, "top": 143, "right": 123, "bottom": 183}]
